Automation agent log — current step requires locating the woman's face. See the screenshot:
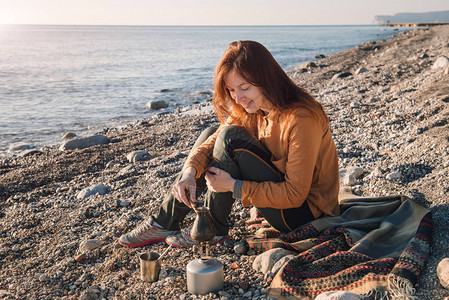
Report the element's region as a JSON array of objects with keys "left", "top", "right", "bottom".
[{"left": 224, "top": 69, "right": 272, "bottom": 114}]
